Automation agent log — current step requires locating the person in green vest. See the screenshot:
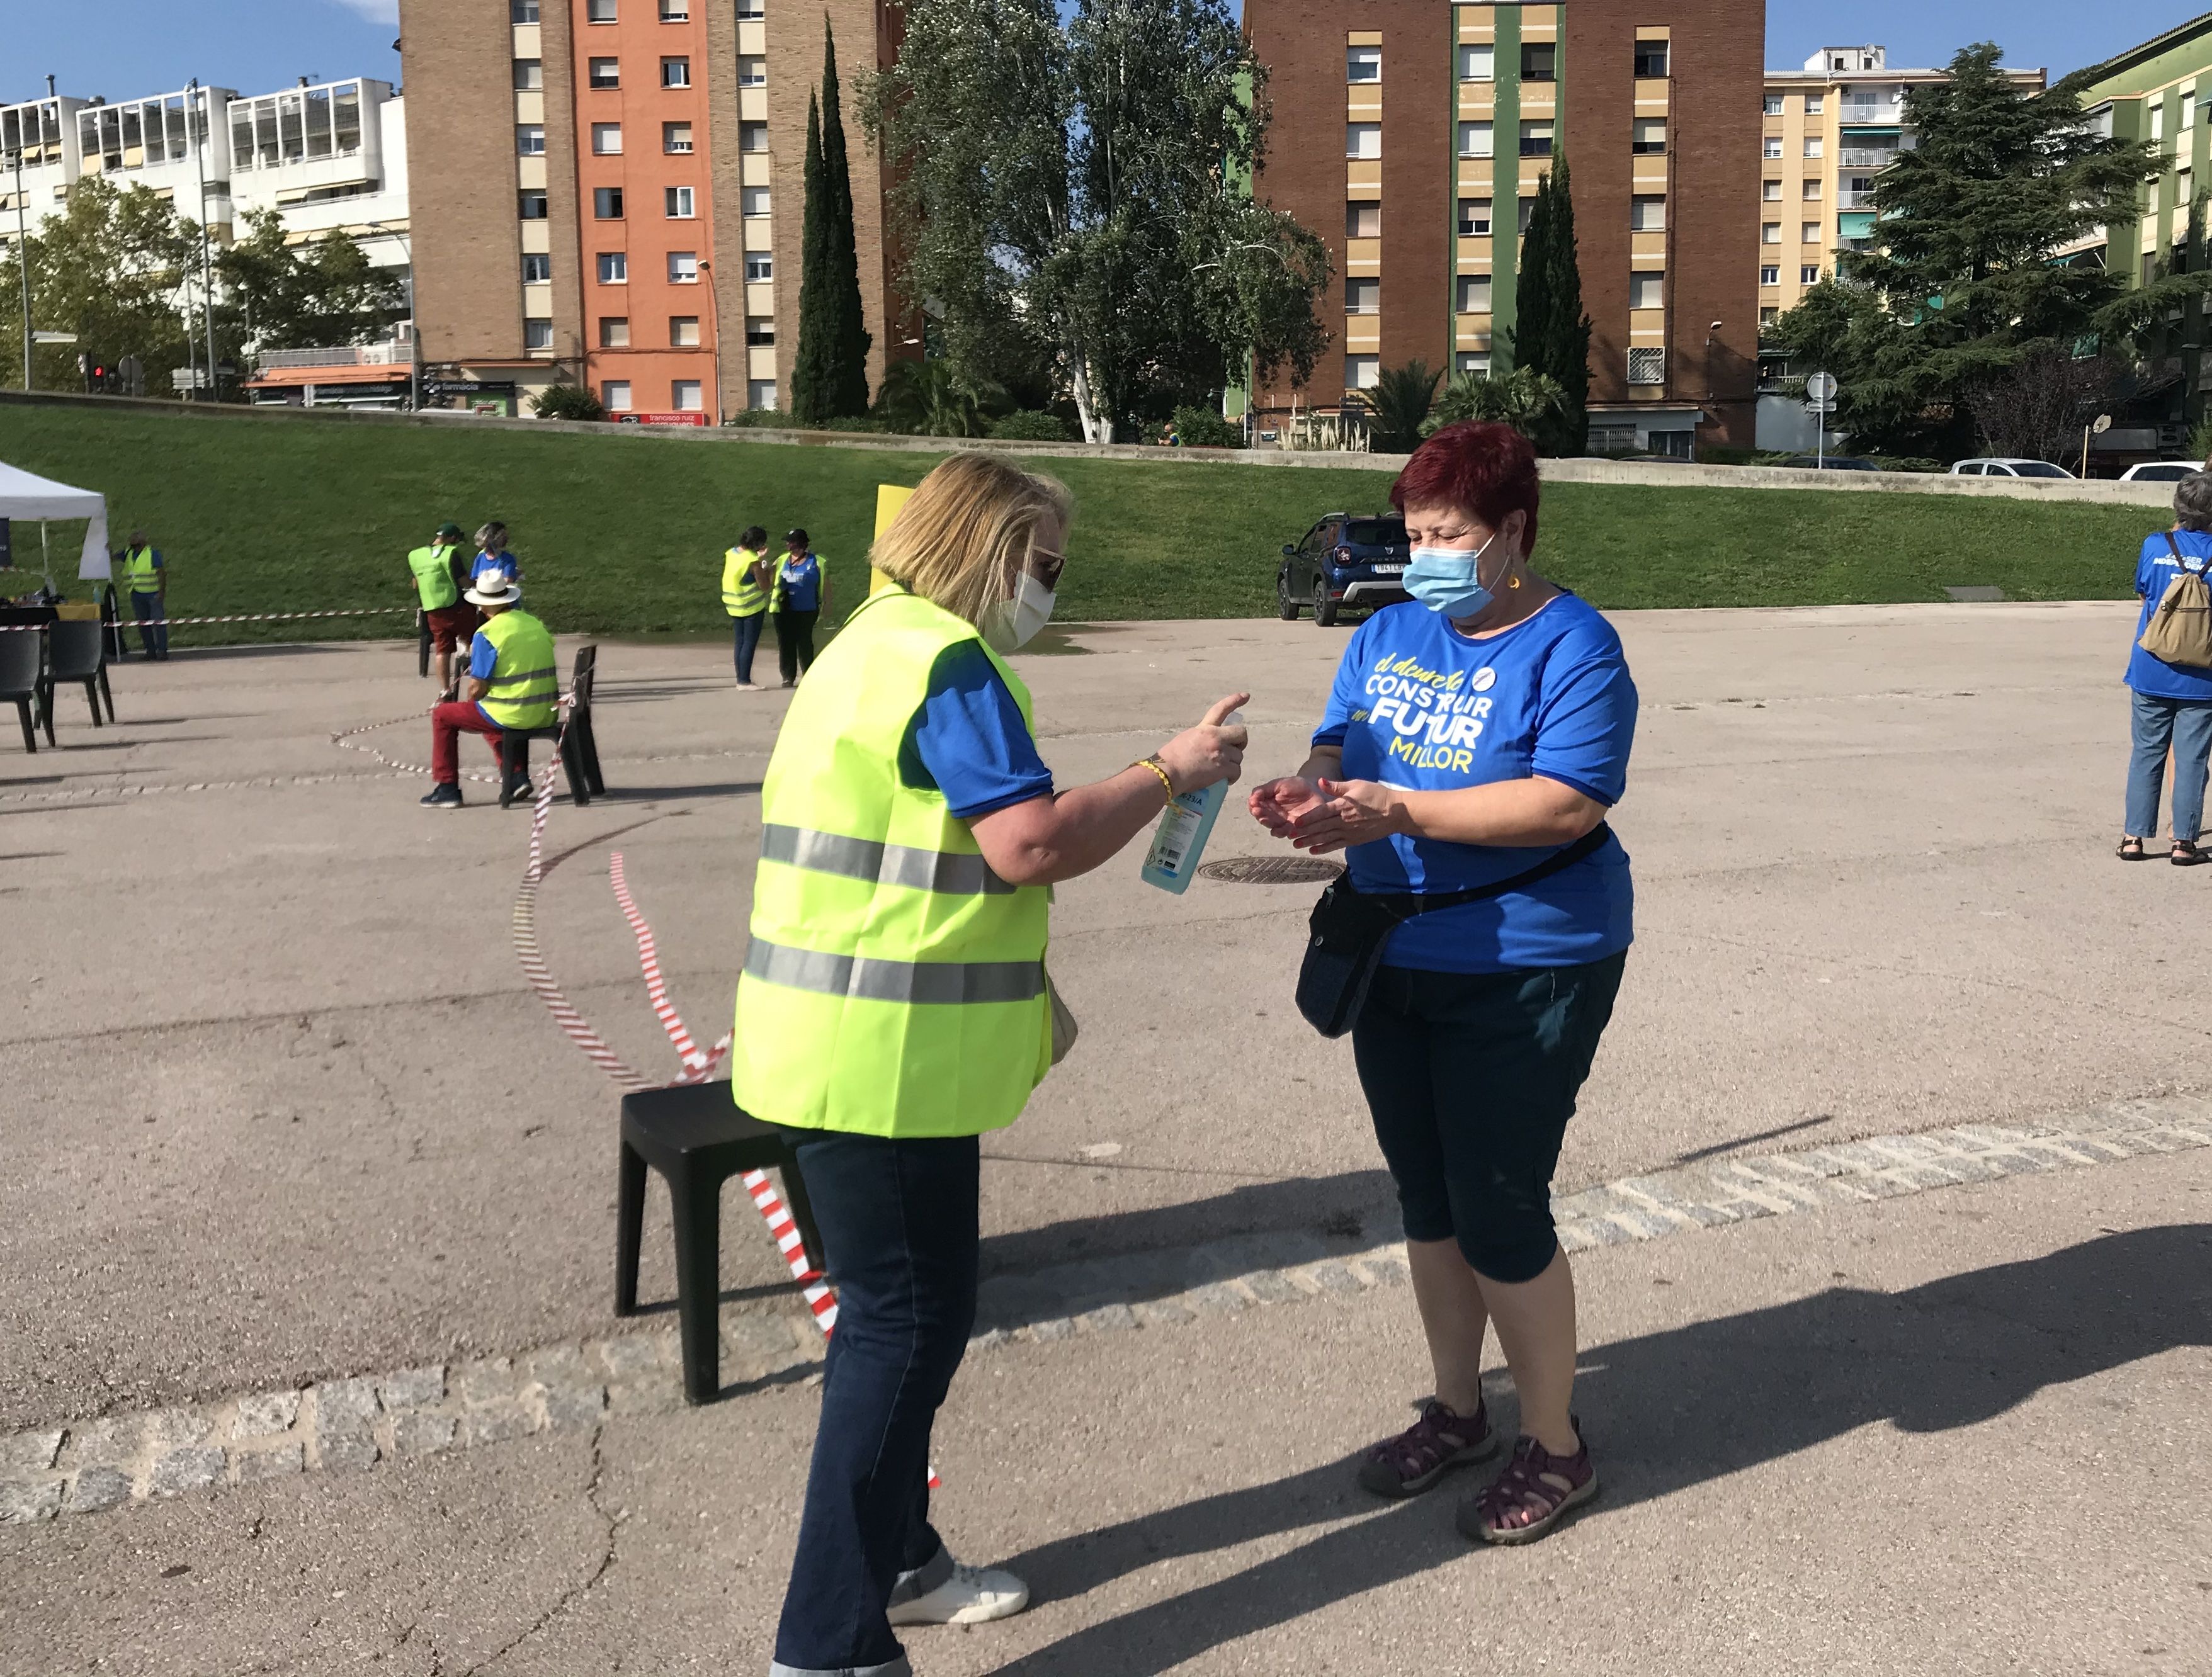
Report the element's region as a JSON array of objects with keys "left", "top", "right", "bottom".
[
  {"left": 418, "top": 577, "right": 559, "bottom": 810},
  {"left": 722, "top": 523, "right": 773, "bottom": 689},
  {"left": 732, "top": 454, "right": 1249, "bottom": 1674},
  {"left": 118, "top": 529, "right": 168, "bottom": 659},
  {"left": 406, "top": 521, "right": 478, "bottom": 696}
]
